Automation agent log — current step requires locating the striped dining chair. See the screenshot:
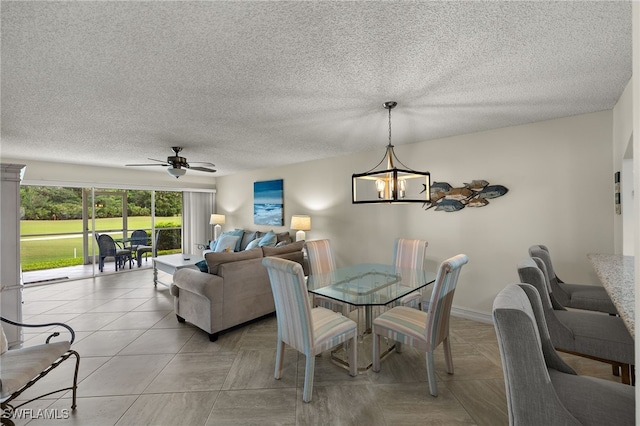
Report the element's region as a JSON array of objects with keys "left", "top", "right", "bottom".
[
  {"left": 305, "top": 239, "right": 353, "bottom": 316},
  {"left": 393, "top": 238, "right": 429, "bottom": 310},
  {"left": 262, "top": 256, "right": 358, "bottom": 403},
  {"left": 372, "top": 254, "right": 469, "bottom": 397}
]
